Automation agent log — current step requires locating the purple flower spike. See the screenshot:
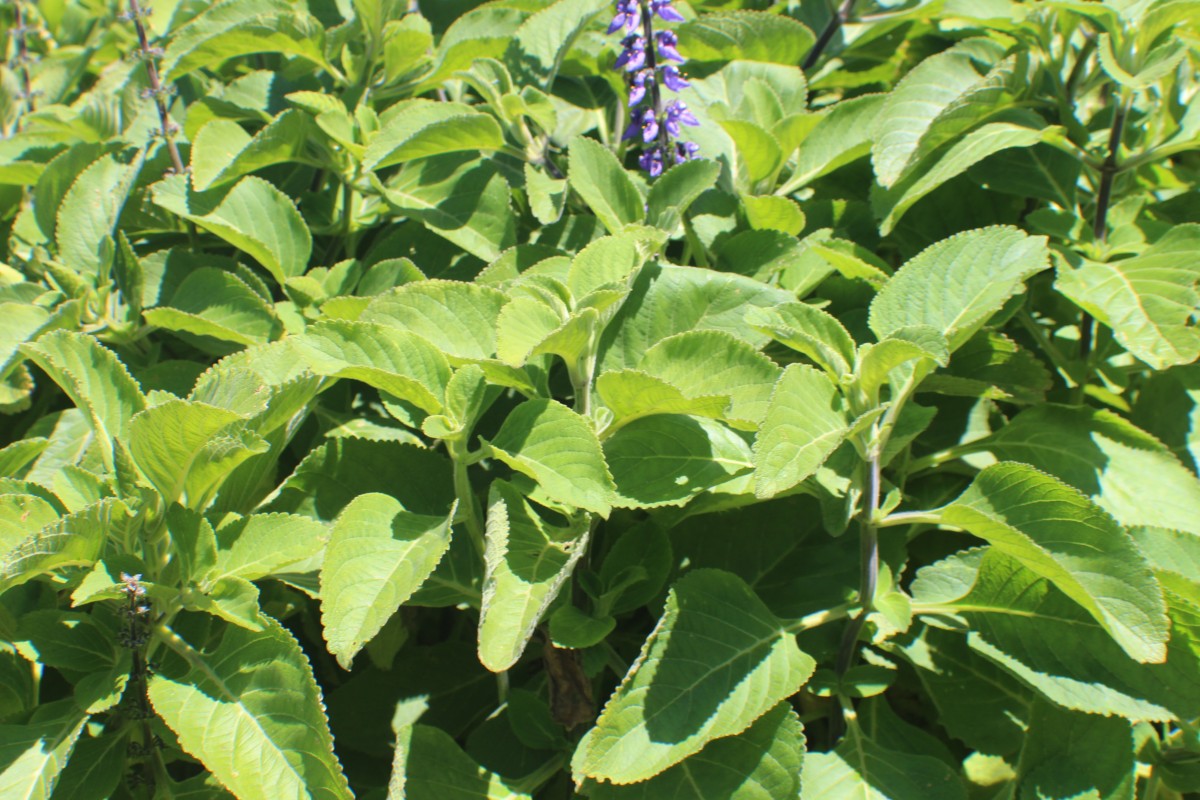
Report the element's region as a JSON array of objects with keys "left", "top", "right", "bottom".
[
  {"left": 660, "top": 64, "right": 689, "bottom": 92},
  {"left": 664, "top": 99, "right": 699, "bottom": 137},
  {"left": 639, "top": 146, "right": 665, "bottom": 177},
  {"left": 655, "top": 30, "right": 685, "bottom": 63},
  {"left": 651, "top": 0, "right": 685, "bottom": 23},
  {"left": 629, "top": 70, "right": 649, "bottom": 106},
  {"left": 614, "top": 35, "right": 646, "bottom": 71},
  {"left": 608, "top": 0, "right": 642, "bottom": 34},
  {"left": 674, "top": 140, "right": 700, "bottom": 164},
  {"left": 640, "top": 107, "right": 660, "bottom": 142}
]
